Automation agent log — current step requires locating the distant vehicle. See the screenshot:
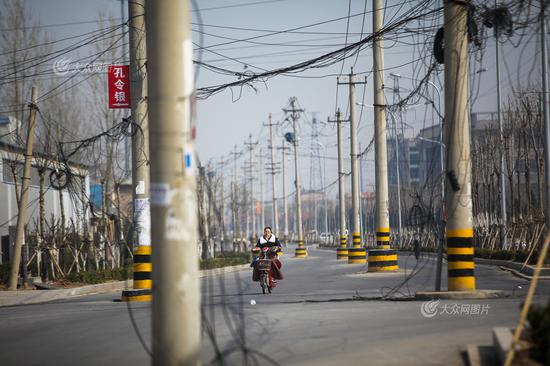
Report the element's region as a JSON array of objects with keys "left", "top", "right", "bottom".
[{"left": 319, "top": 232, "right": 333, "bottom": 244}]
